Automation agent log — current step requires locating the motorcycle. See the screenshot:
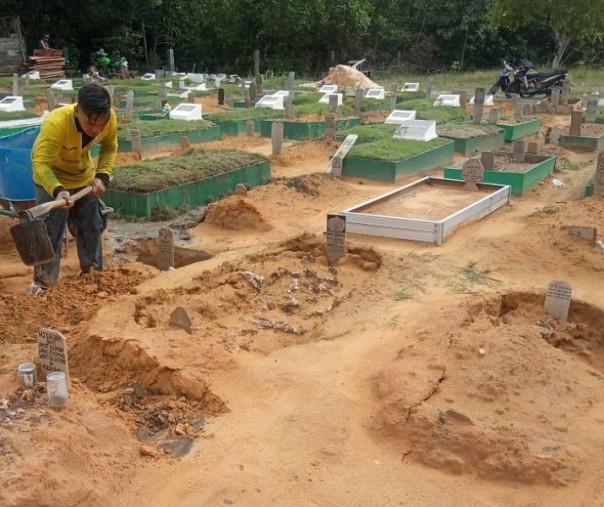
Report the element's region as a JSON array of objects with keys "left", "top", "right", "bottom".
[
  {"left": 505, "top": 60, "right": 568, "bottom": 98},
  {"left": 488, "top": 59, "right": 516, "bottom": 96}
]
